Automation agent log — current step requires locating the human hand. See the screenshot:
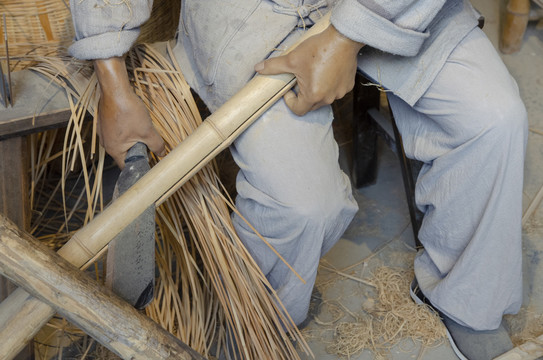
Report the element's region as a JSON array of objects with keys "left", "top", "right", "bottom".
[
  {"left": 94, "top": 57, "right": 166, "bottom": 169},
  {"left": 254, "top": 25, "right": 364, "bottom": 116}
]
